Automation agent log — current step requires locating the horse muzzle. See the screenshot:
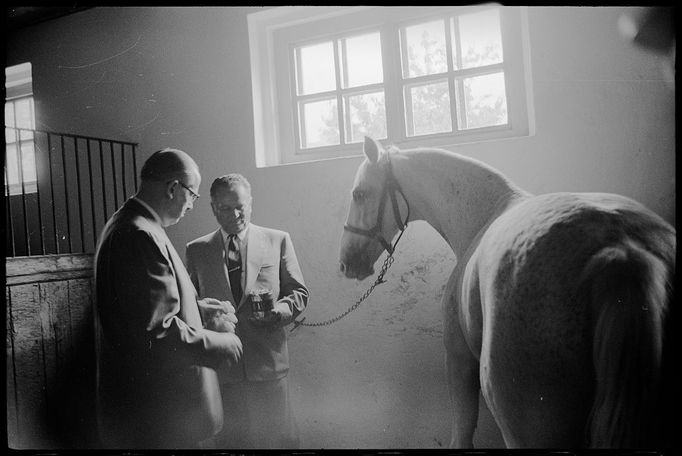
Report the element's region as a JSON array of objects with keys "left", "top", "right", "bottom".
[{"left": 339, "top": 259, "right": 375, "bottom": 281}]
